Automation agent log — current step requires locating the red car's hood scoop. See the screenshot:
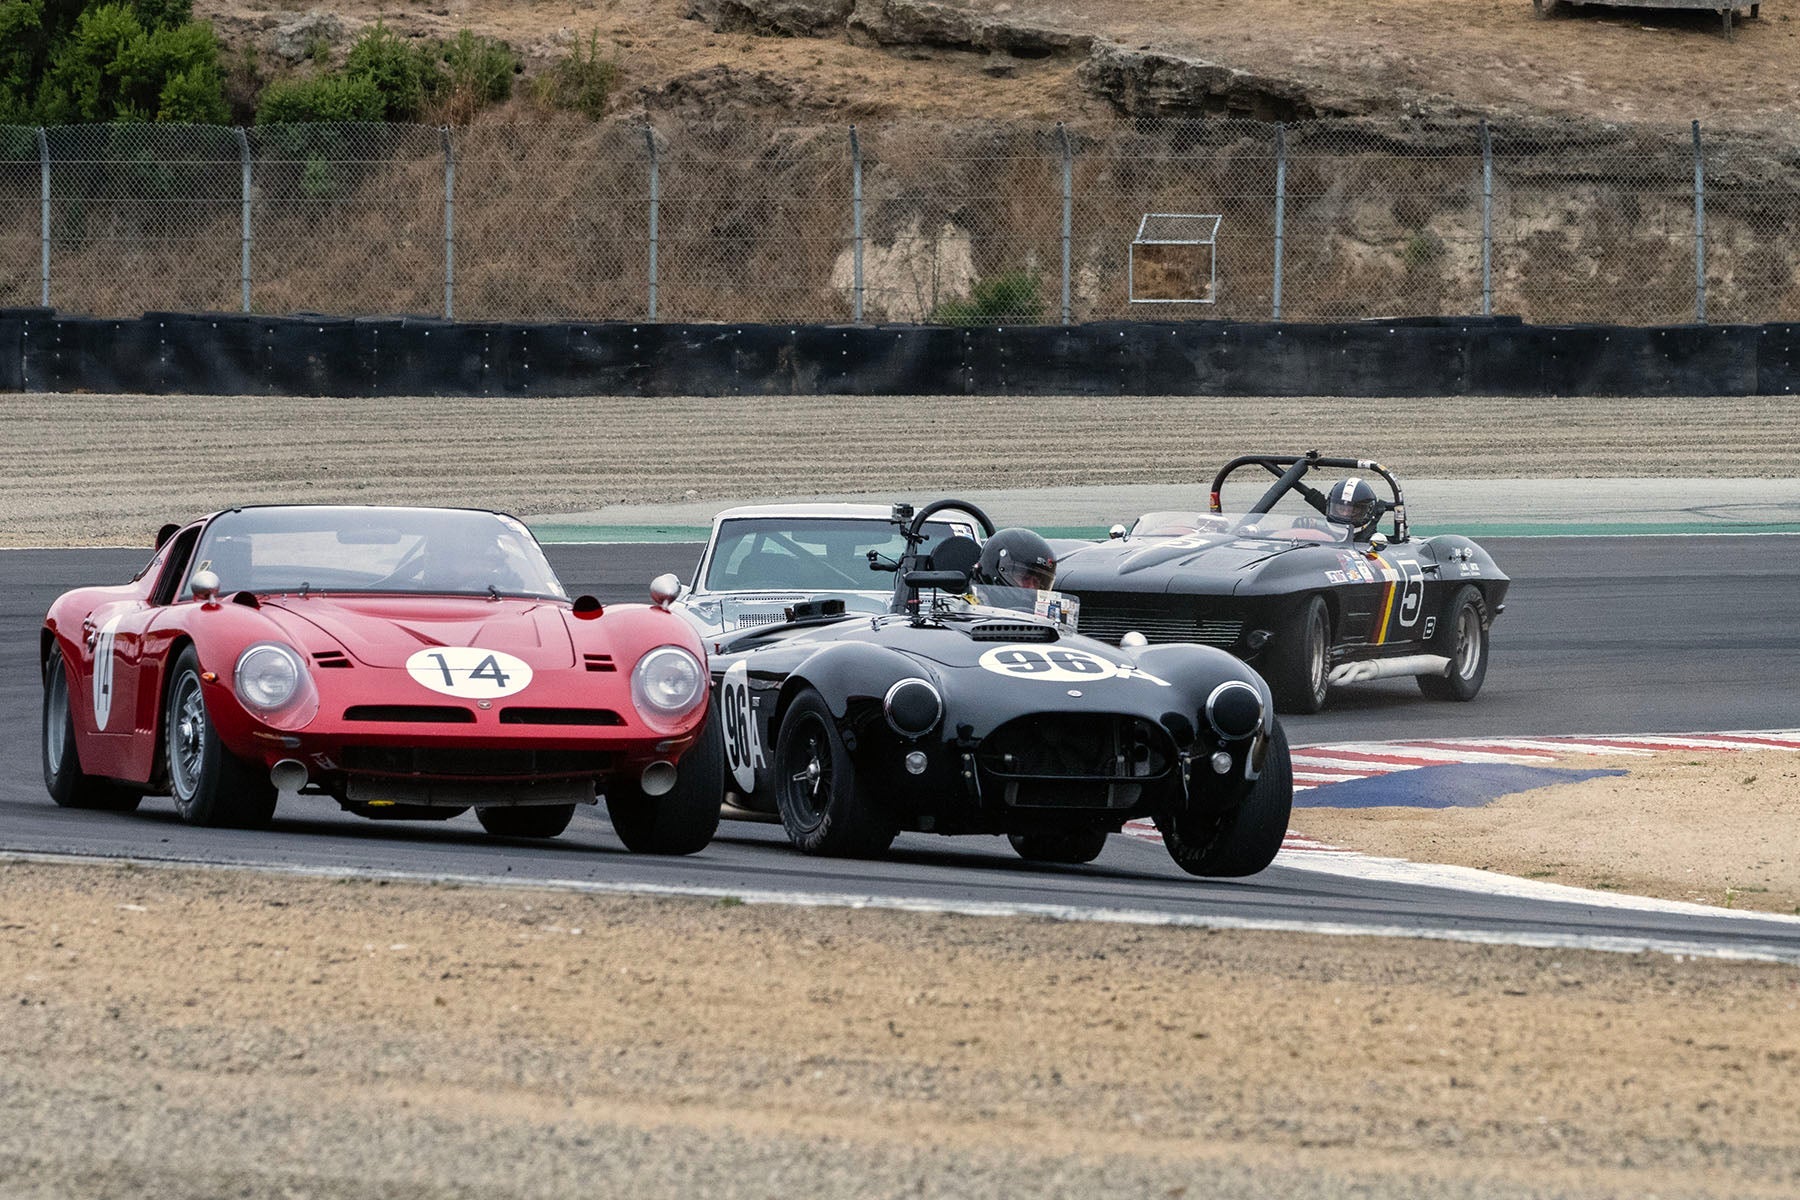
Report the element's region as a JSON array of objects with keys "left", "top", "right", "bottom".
[{"left": 261, "top": 596, "right": 576, "bottom": 669}]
